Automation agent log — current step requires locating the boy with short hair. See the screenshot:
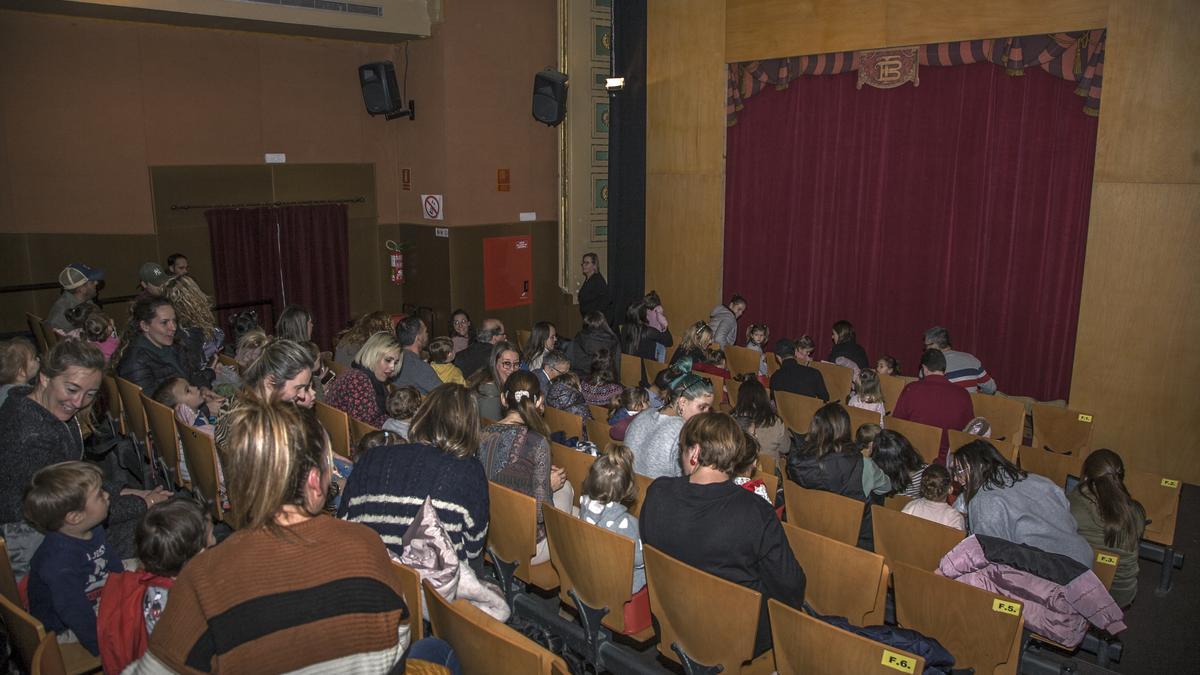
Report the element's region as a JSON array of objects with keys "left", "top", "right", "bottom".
[
  {"left": 24, "top": 461, "right": 123, "bottom": 655},
  {"left": 427, "top": 336, "right": 466, "bottom": 385}
]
